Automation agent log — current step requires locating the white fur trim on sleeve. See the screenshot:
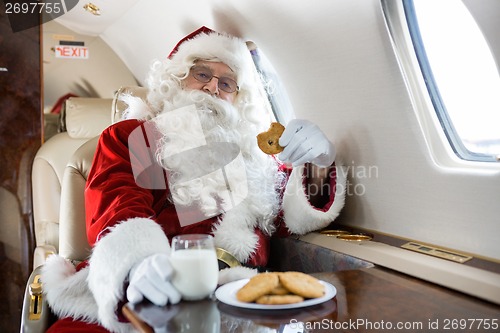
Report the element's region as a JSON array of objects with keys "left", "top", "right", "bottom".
[
  {"left": 212, "top": 207, "right": 259, "bottom": 263},
  {"left": 42, "top": 255, "right": 98, "bottom": 324},
  {"left": 87, "top": 217, "right": 170, "bottom": 332},
  {"left": 282, "top": 164, "right": 346, "bottom": 235},
  {"left": 217, "top": 266, "right": 258, "bottom": 285}
]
